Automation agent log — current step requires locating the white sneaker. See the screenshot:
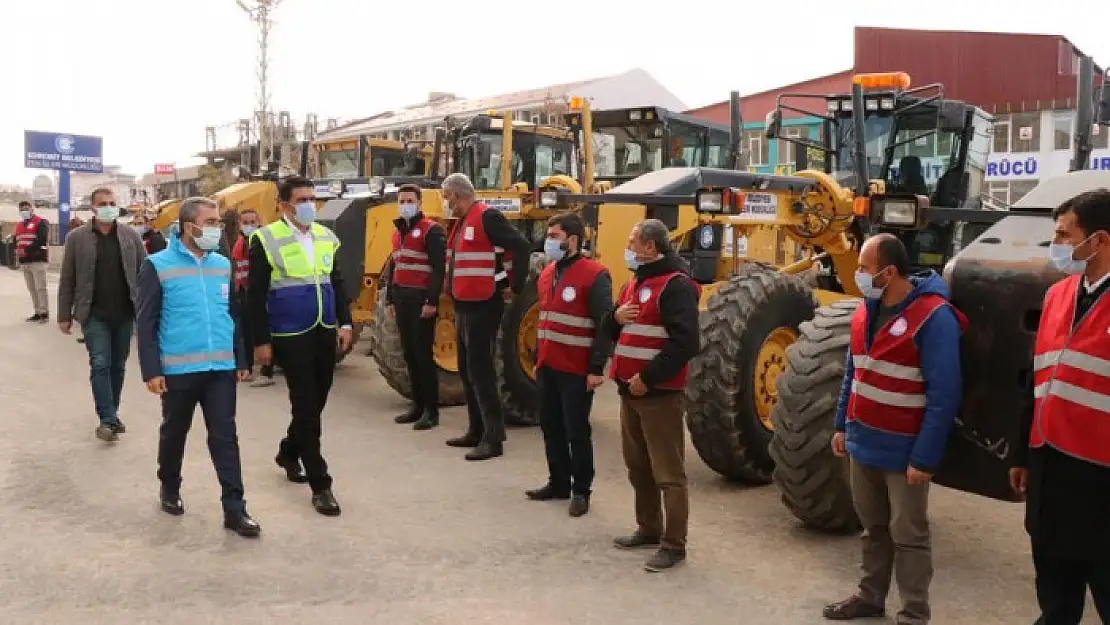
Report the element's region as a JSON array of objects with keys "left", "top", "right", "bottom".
[{"left": 250, "top": 376, "right": 275, "bottom": 388}]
